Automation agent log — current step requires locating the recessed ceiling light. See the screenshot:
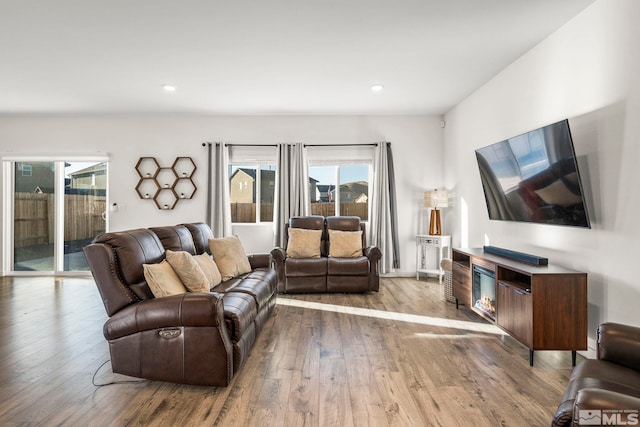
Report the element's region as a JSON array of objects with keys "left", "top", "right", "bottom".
[
  {"left": 162, "top": 84, "right": 176, "bottom": 92},
  {"left": 371, "top": 84, "right": 384, "bottom": 92}
]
